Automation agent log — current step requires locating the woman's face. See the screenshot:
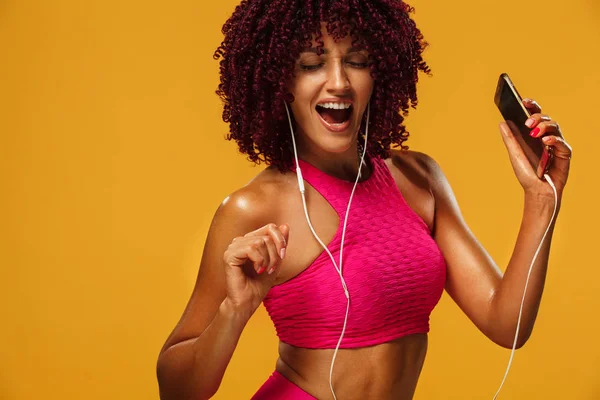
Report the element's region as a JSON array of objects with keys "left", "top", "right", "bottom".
[{"left": 287, "top": 26, "right": 374, "bottom": 158}]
